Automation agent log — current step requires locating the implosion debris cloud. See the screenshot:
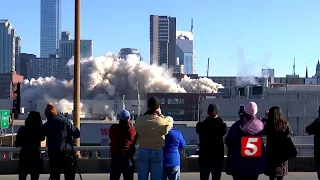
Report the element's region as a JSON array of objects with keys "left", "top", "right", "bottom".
[{"left": 21, "top": 53, "right": 223, "bottom": 113}]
